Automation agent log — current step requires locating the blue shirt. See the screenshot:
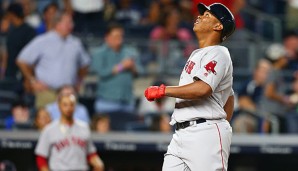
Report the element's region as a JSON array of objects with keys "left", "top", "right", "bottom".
[
  {"left": 18, "top": 31, "right": 90, "bottom": 89},
  {"left": 46, "top": 102, "right": 90, "bottom": 123}
]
